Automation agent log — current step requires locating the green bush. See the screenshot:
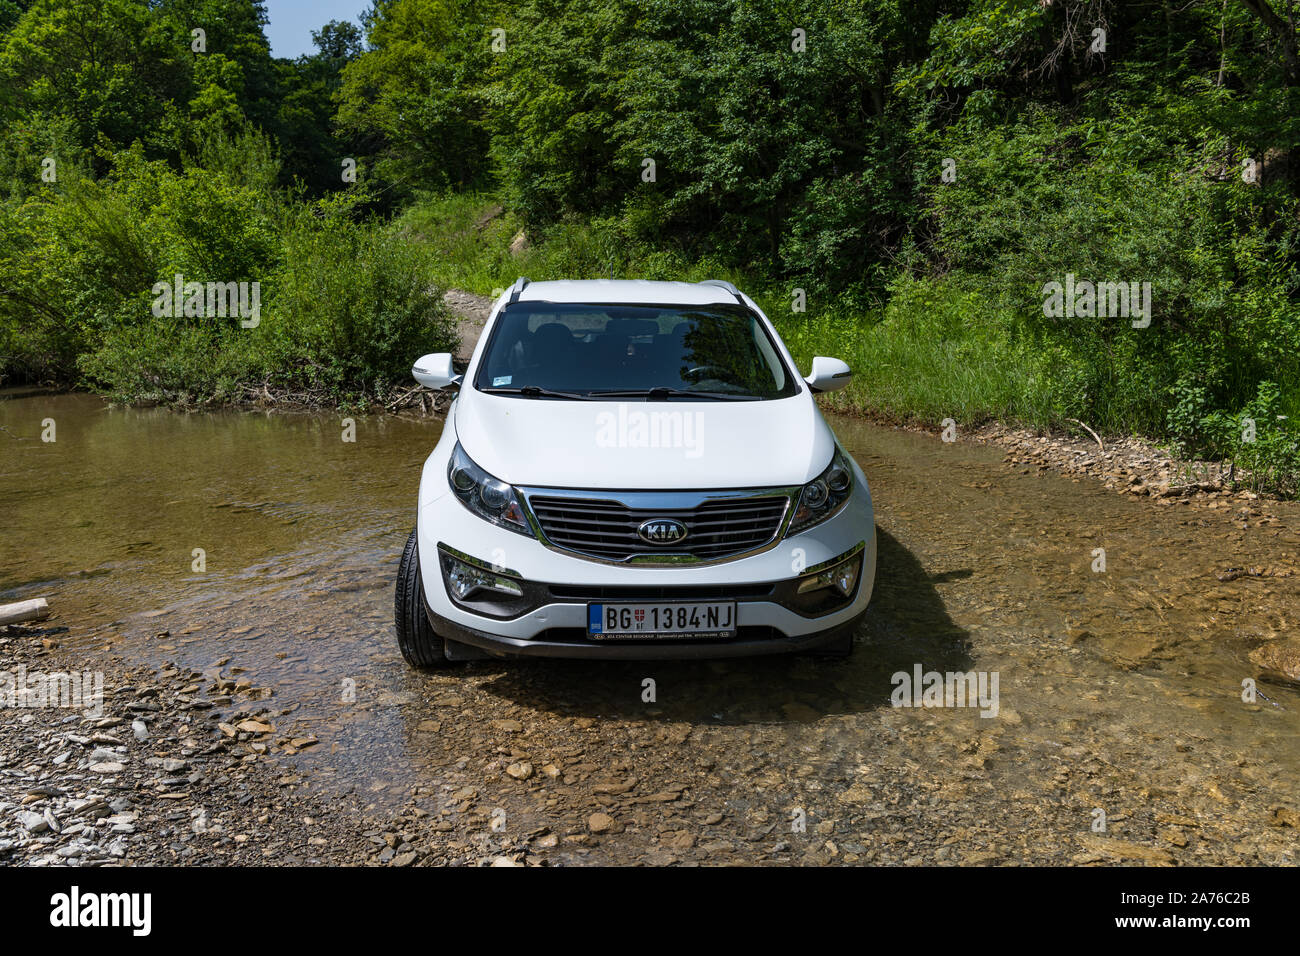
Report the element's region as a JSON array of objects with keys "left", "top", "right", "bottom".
[
  {"left": 1199, "top": 382, "right": 1300, "bottom": 497},
  {"left": 268, "top": 195, "right": 458, "bottom": 400},
  {"left": 0, "top": 131, "right": 456, "bottom": 404},
  {"left": 776, "top": 274, "right": 1049, "bottom": 427}
]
